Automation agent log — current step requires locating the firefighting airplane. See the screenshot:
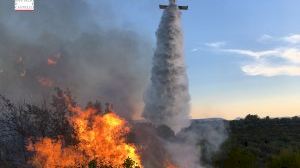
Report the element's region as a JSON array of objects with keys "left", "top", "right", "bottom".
[{"left": 159, "top": 0, "right": 188, "bottom": 10}]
